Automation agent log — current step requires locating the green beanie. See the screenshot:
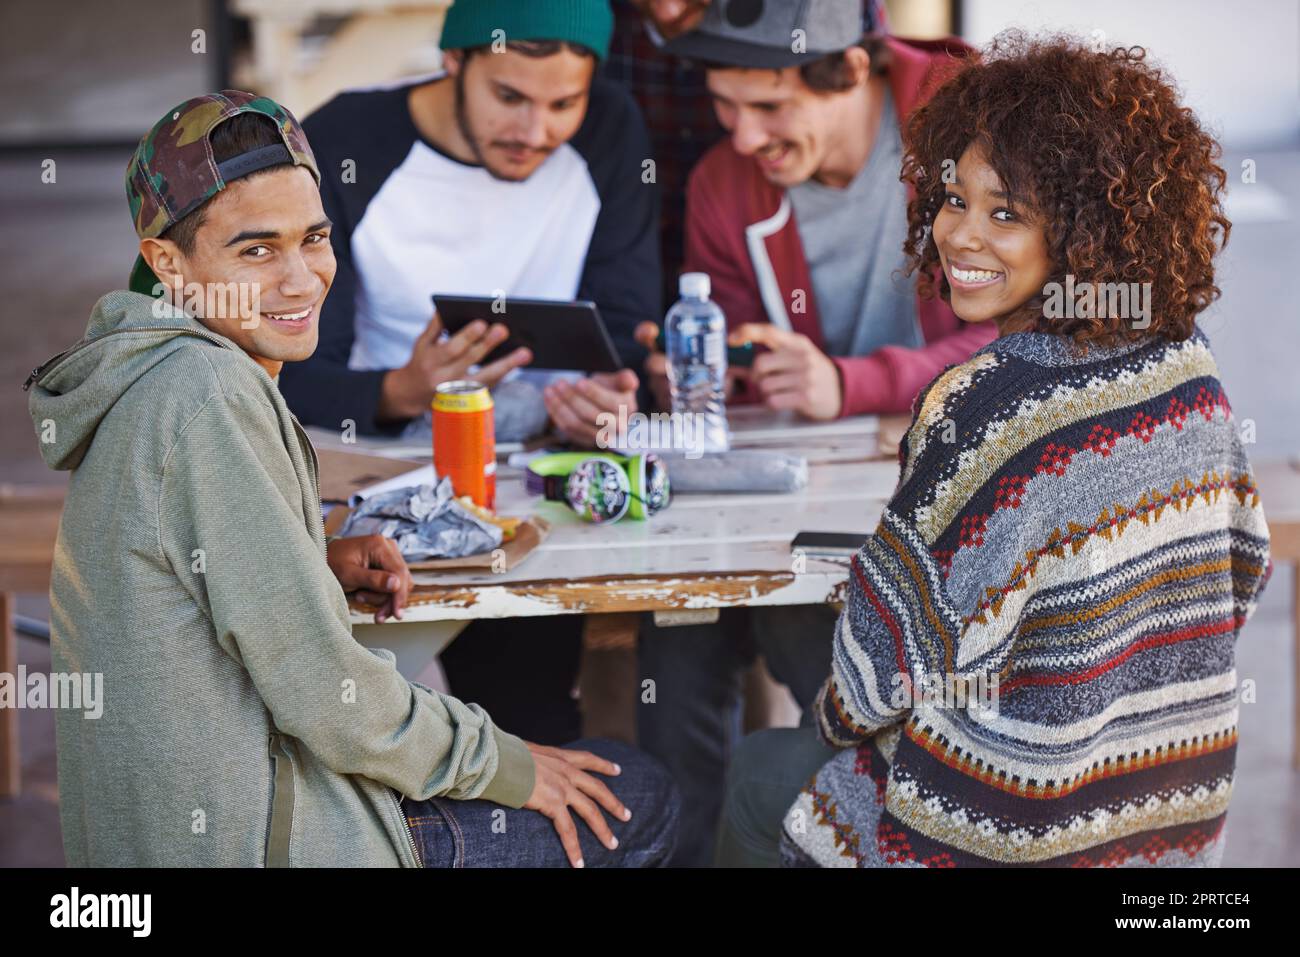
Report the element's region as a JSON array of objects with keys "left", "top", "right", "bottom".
[{"left": 439, "top": 0, "right": 614, "bottom": 61}]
